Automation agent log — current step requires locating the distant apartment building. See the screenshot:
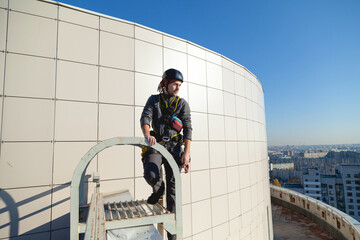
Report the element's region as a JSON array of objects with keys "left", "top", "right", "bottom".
[
  {"left": 303, "top": 165, "right": 360, "bottom": 220},
  {"left": 302, "top": 168, "right": 321, "bottom": 200},
  {"left": 270, "top": 162, "right": 294, "bottom": 170}
]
